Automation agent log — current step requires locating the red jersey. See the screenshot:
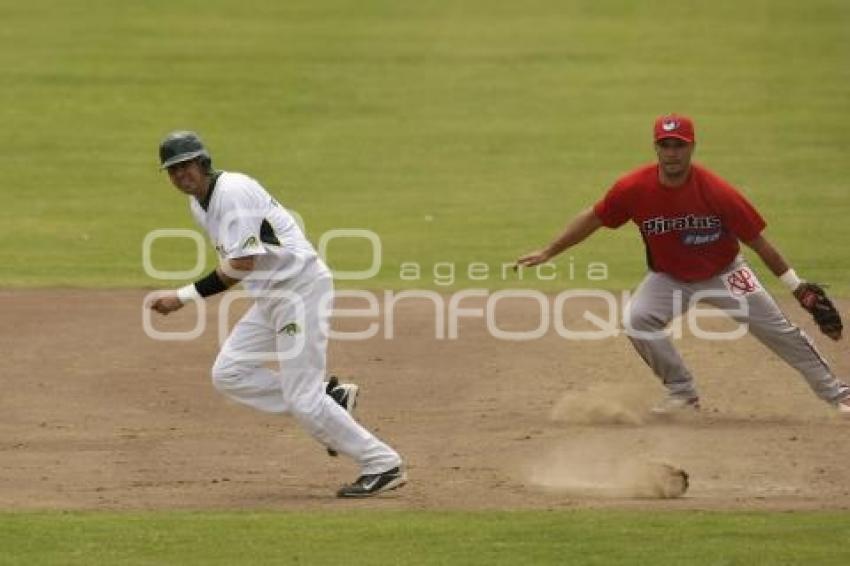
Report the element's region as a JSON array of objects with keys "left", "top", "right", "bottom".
[{"left": 593, "top": 163, "right": 766, "bottom": 282}]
